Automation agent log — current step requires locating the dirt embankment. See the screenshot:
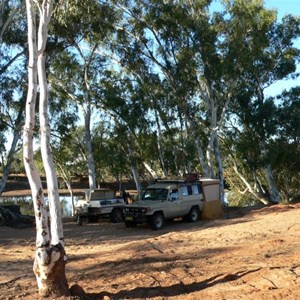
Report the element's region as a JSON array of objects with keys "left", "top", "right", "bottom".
[{"left": 1, "top": 204, "right": 300, "bottom": 300}]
